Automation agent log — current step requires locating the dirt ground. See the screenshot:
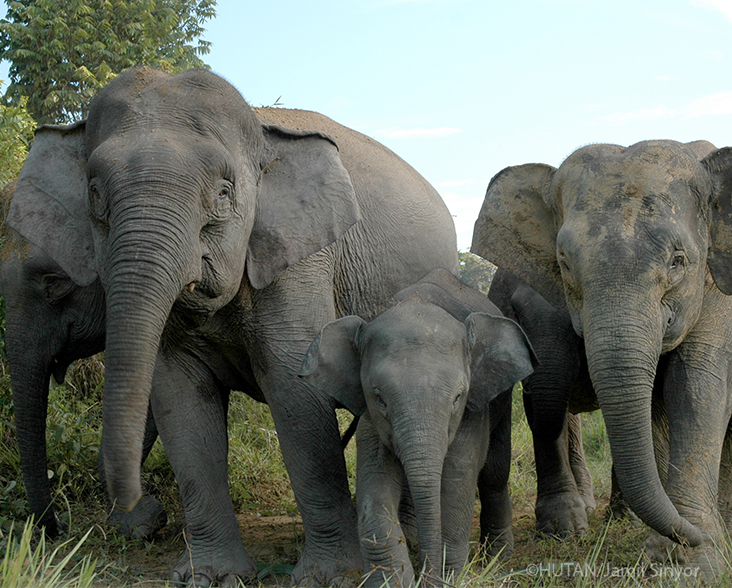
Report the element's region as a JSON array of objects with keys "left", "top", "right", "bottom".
[{"left": 92, "top": 500, "right": 603, "bottom": 587}]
